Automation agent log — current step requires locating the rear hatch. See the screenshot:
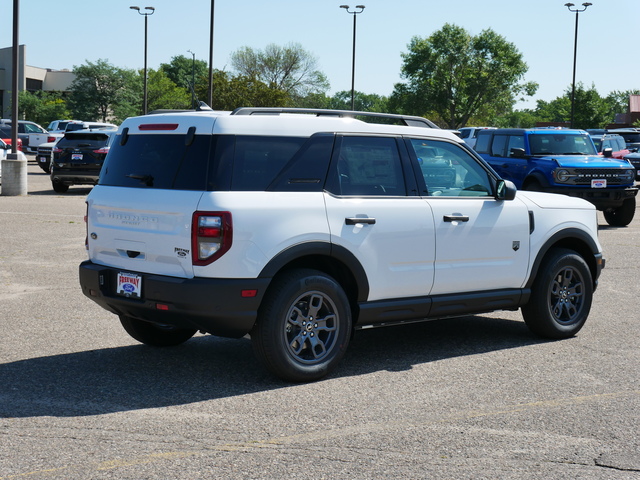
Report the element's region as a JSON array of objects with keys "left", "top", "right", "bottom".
[
  {"left": 53, "top": 132, "right": 113, "bottom": 173},
  {"left": 85, "top": 113, "right": 222, "bottom": 279}
]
